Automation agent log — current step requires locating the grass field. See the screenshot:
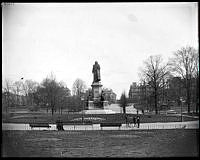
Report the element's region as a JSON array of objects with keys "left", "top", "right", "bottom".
[
  {"left": 2, "top": 129, "right": 199, "bottom": 157},
  {"left": 3, "top": 104, "right": 198, "bottom": 124}
]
